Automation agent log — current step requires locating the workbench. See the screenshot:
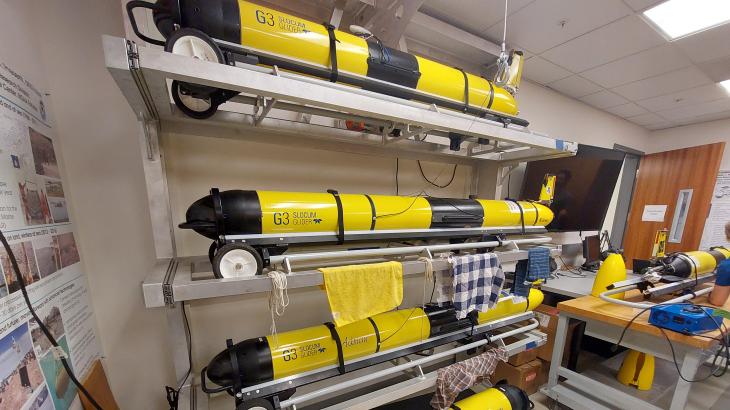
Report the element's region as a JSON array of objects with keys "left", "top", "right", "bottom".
[{"left": 542, "top": 287, "right": 729, "bottom": 410}]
